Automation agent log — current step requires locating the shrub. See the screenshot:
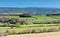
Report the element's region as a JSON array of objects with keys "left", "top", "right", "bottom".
[
  {"left": 42, "top": 28, "right": 48, "bottom": 32},
  {"left": 47, "top": 28, "right": 59, "bottom": 32},
  {"left": 0, "top": 29, "right": 8, "bottom": 37},
  {"left": 32, "top": 28, "right": 47, "bottom": 33},
  {"left": 25, "top": 29, "right": 35, "bottom": 33},
  {"left": 8, "top": 19, "right": 17, "bottom": 24},
  {"left": 18, "top": 28, "right": 35, "bottom": 34},
  {"left": 19, "top": 30, "right": 27, "bottom": 34},
  {"left": 8, "top": 30, "right": 18, "bottom": 35},
  {"left": 59, "top": 27, "right": 60, "bottom": 30},
  {"left": 33, "top": 28, "right": 42, "bottom": 33},
  {"left": 18, "top": 28, "right": 47, "bottom": 34}
]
